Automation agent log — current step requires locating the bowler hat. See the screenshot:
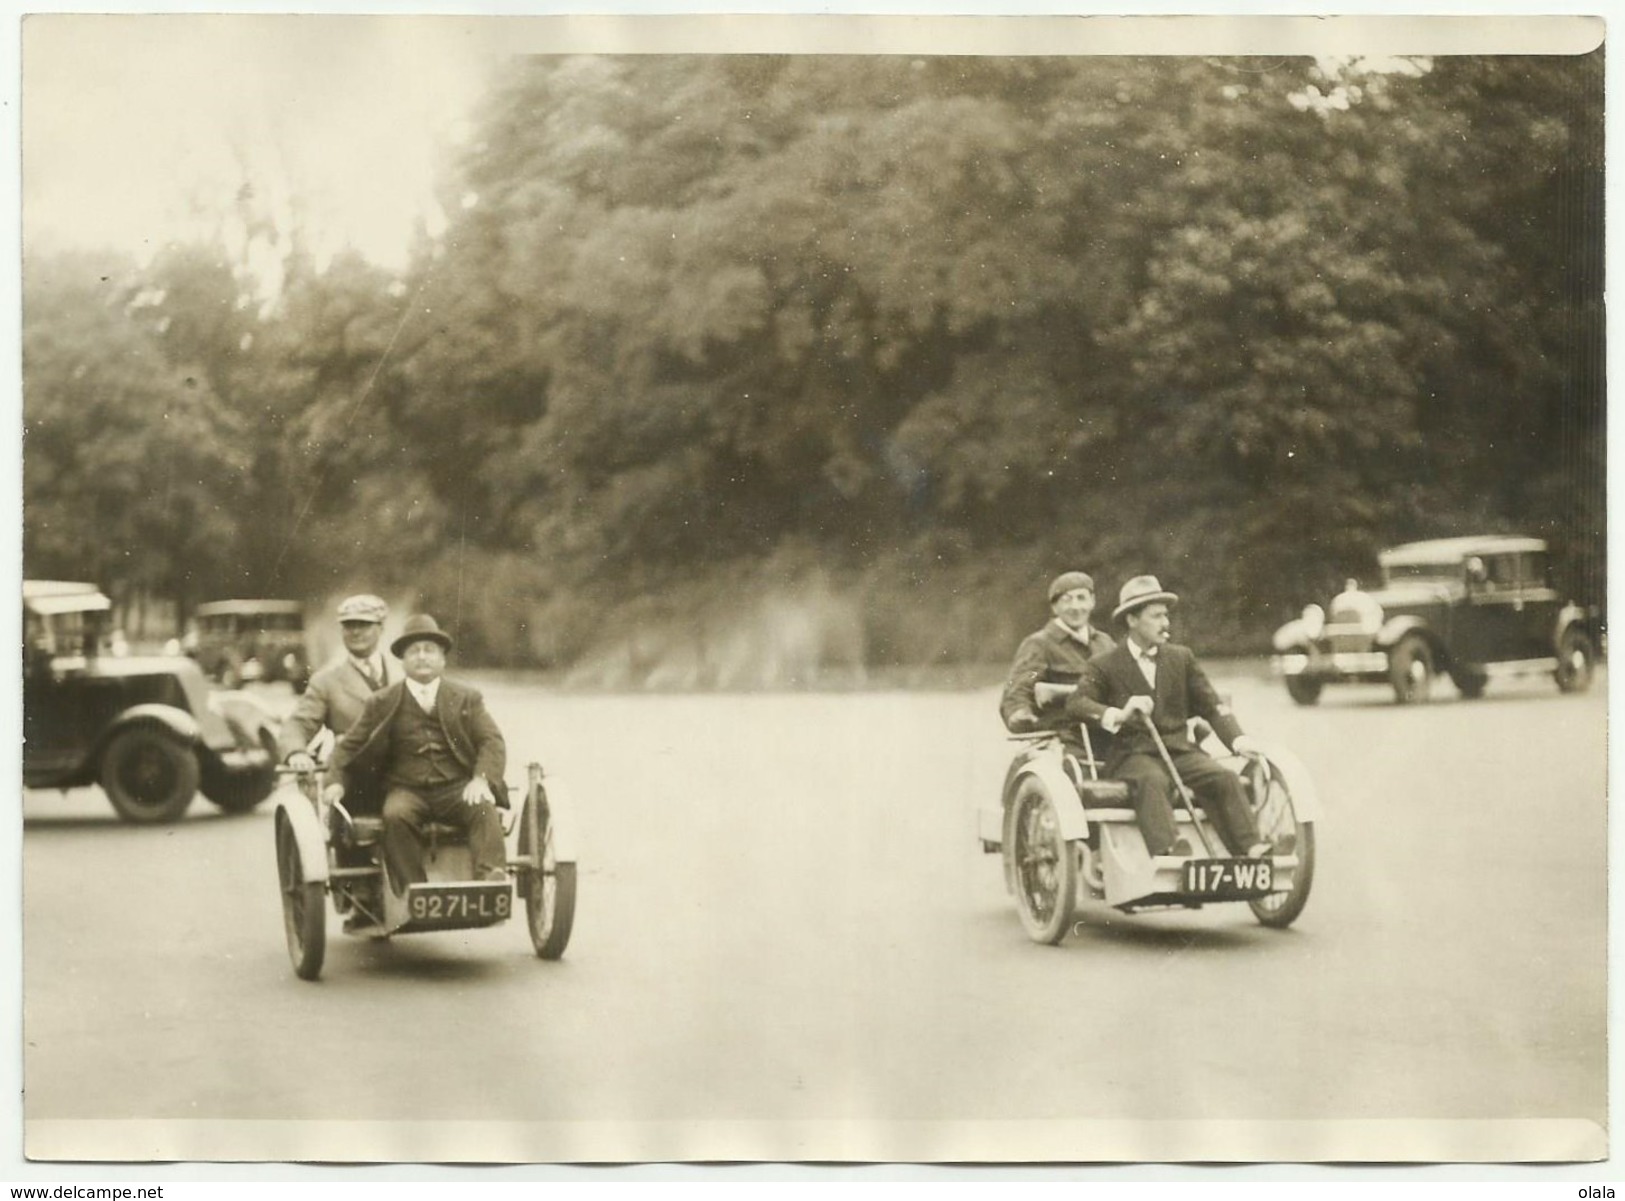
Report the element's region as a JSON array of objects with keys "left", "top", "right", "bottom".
[
  {"left": 1112, "top": 575, "right": 1180, "bottom": 621},
  {"left": 336, "top": 594, "right": 387, "bottom": 624},
  {"left": 391, "top": 613, "right": 453, "bottom": 658},
  {"left": 1048, "top": 571, "right": 1096, "bottom": 603}
]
